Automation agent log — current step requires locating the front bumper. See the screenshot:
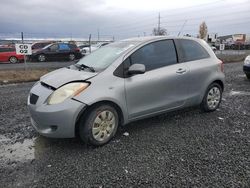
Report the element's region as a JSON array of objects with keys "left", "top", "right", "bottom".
[
  {"left": 27, "top": 82, "right": 86, "bottom": 138},
  {"left": 243, "top": 65, "right": 250, "bottom": 74}
]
